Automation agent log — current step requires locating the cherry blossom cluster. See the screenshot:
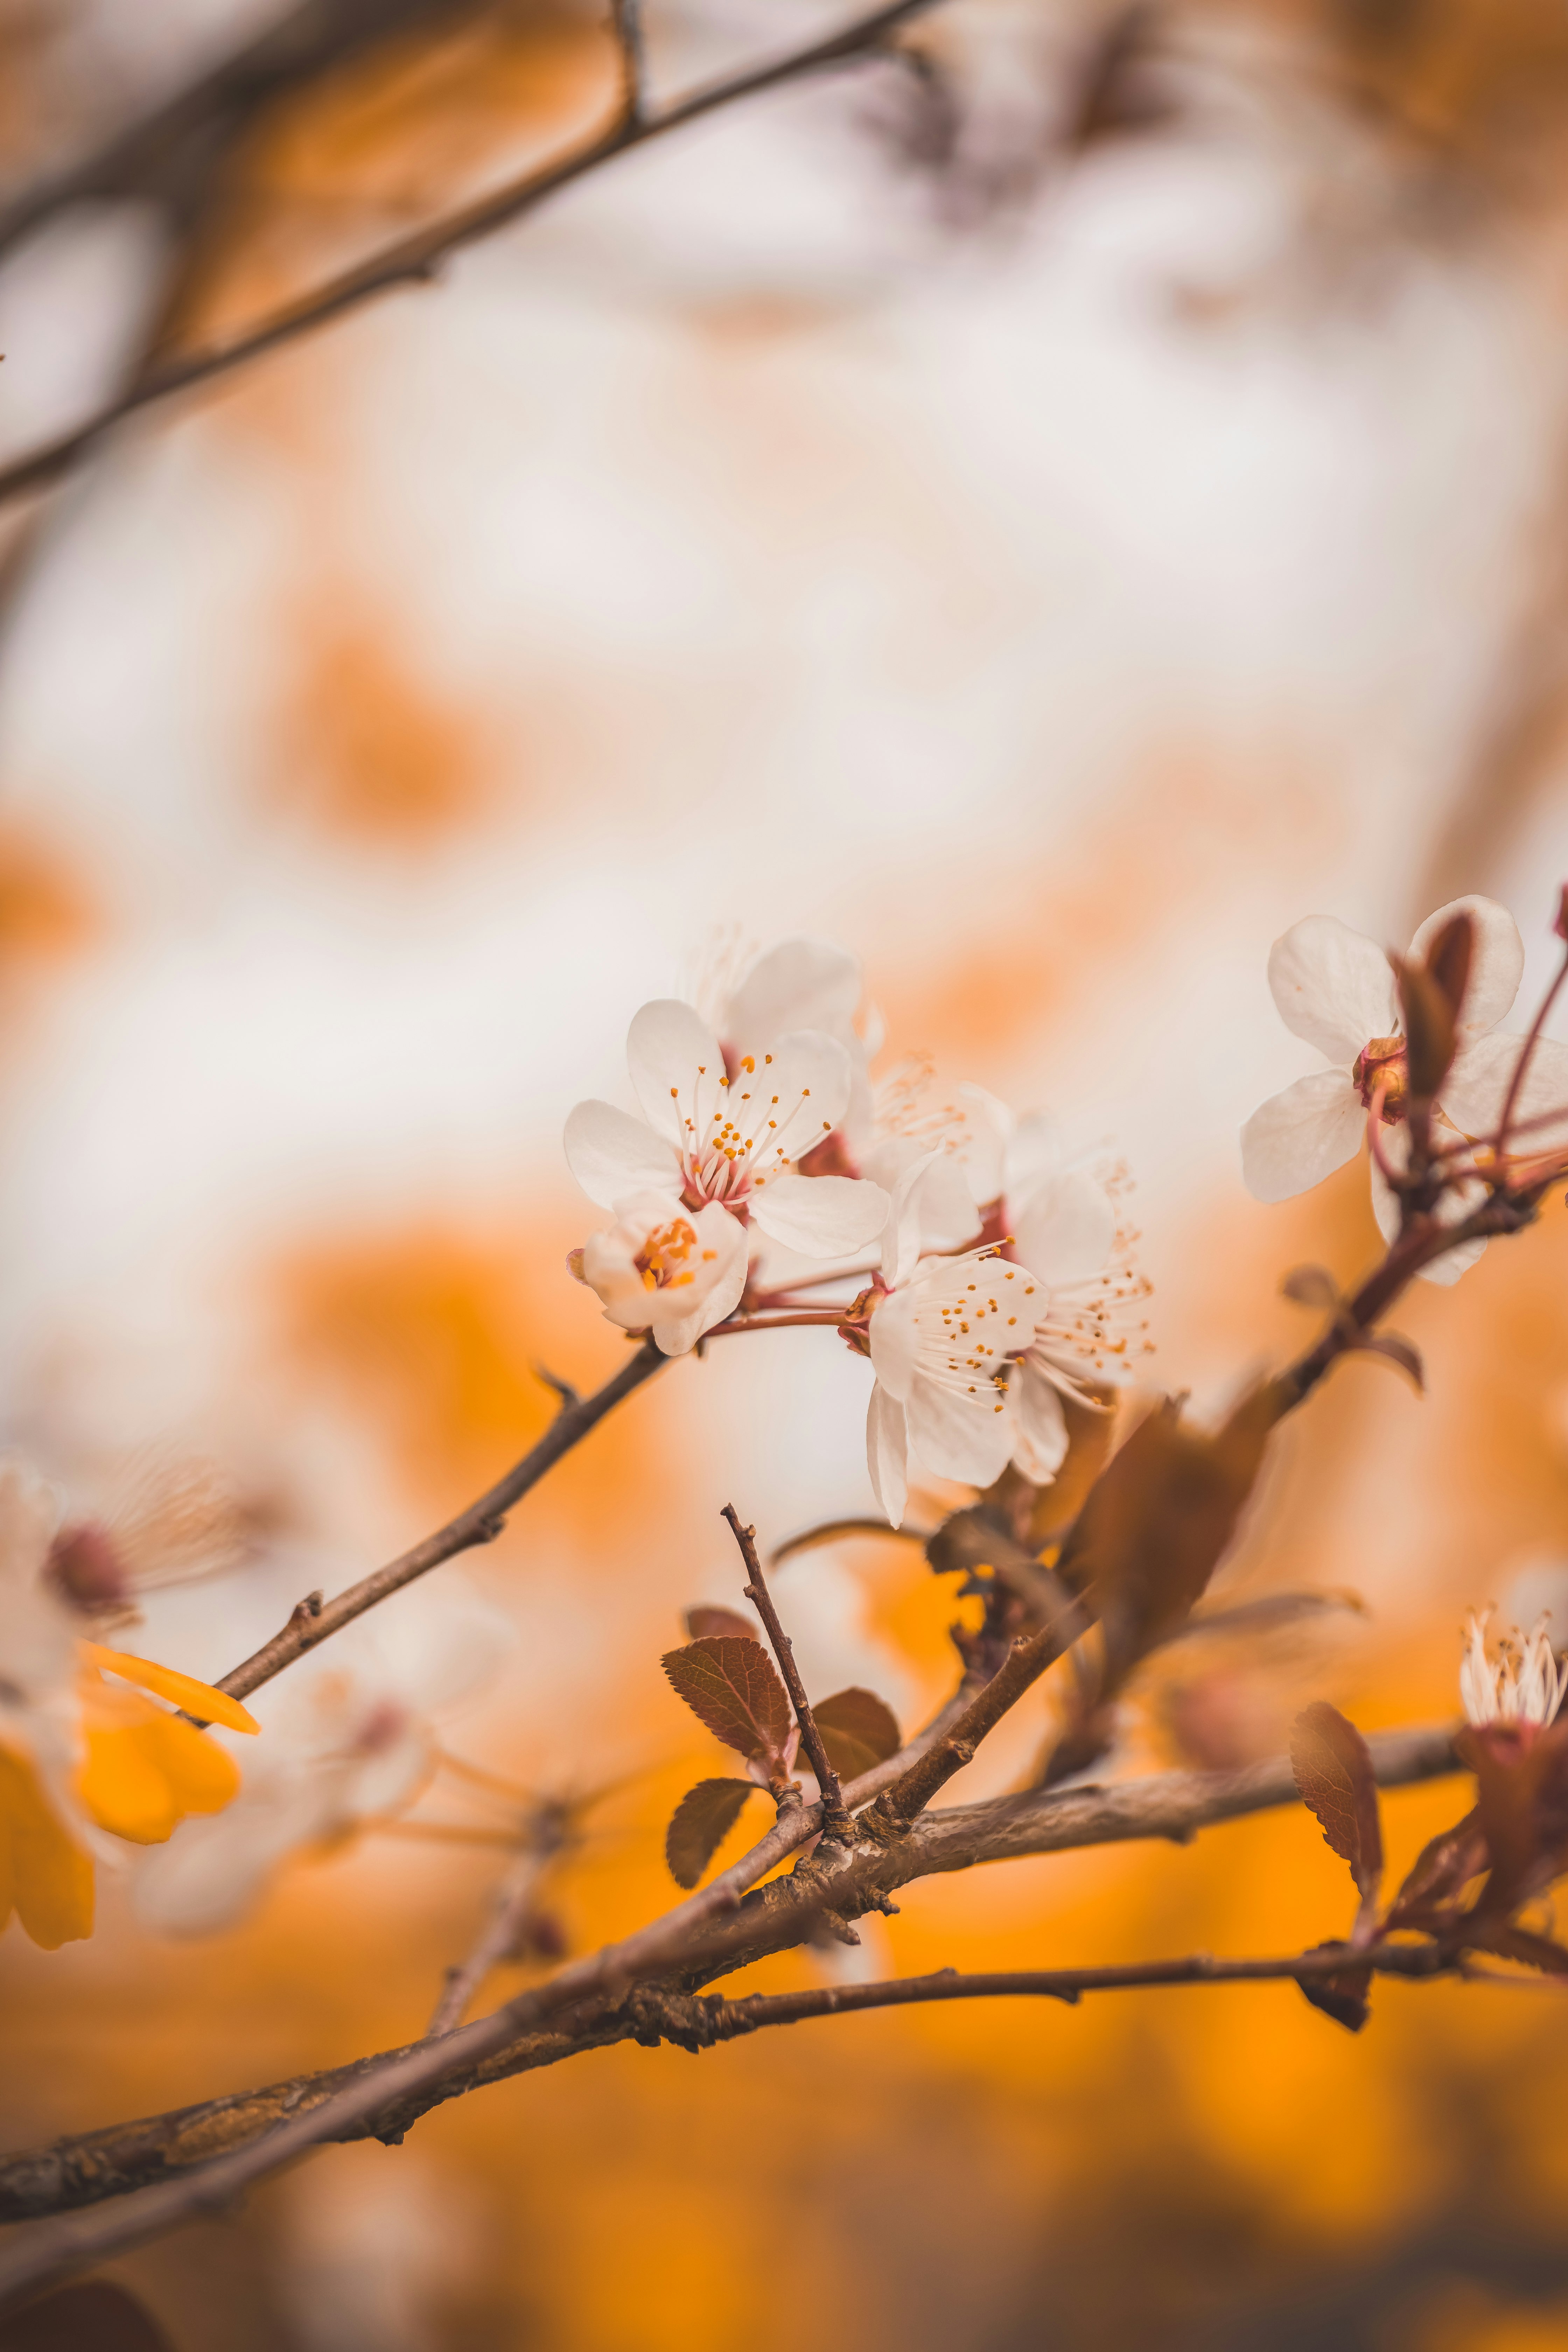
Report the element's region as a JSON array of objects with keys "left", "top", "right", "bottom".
[
  {"left": 563, "top": 936, "right": 1153, "bottom": 1527},
  {"left": 1241, "top": 892, "right": 1568, "bottom": 1281}
]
